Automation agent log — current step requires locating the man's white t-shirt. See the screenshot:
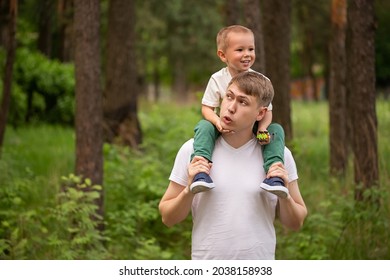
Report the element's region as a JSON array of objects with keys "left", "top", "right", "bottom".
[
  {"left": 169, "top": 137, "right": 298, "bottom": 260},
  {"left": 202, "top": 67, "right": 273, "bottom": 111}
]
